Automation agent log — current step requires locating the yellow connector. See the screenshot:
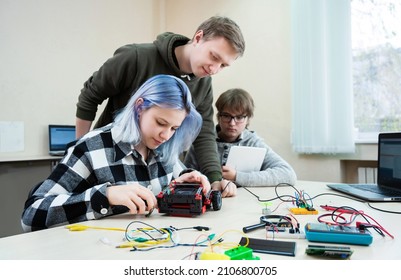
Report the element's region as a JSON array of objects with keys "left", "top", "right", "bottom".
[
  {"left": 289, "top": 207, "right": 318, "bottom": 215},
  {"left": 198, "top": 251, "right": 230, "bottom": 260}
]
